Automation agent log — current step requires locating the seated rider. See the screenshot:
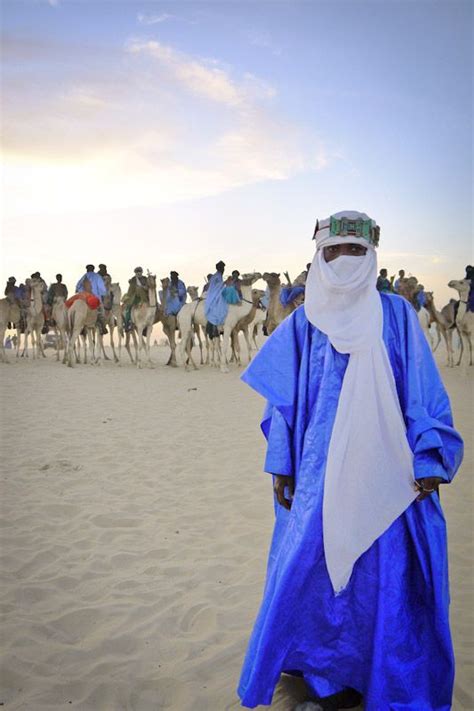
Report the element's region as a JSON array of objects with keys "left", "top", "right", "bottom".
[
  {"left": 280, "top": 271, "right": 305, "bottom": 309},
  {"left": 4, "top": 277, "right": 25, "bottom": 329},
  {"left": 123, "top": 267, "right": 149, "bottom": 331},
  {"left": 222, "top": 276, "right": 242, "bottom": 305}
]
